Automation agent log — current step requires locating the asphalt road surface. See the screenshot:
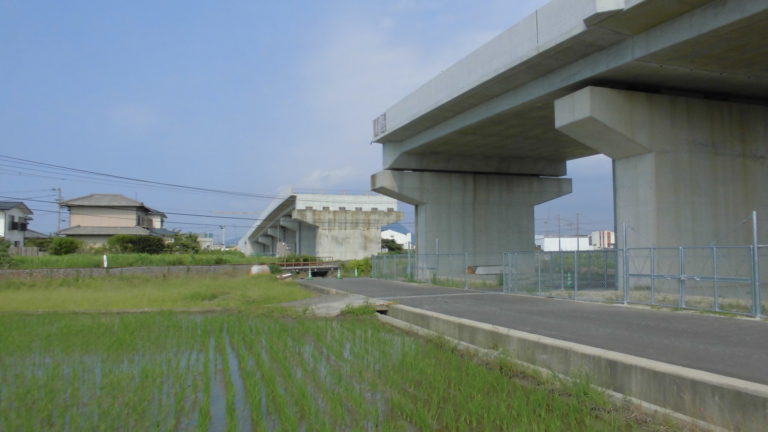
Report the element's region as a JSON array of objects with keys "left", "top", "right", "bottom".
[{"left": 307, "top": 277, "right": 768, "bottom": 385}]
